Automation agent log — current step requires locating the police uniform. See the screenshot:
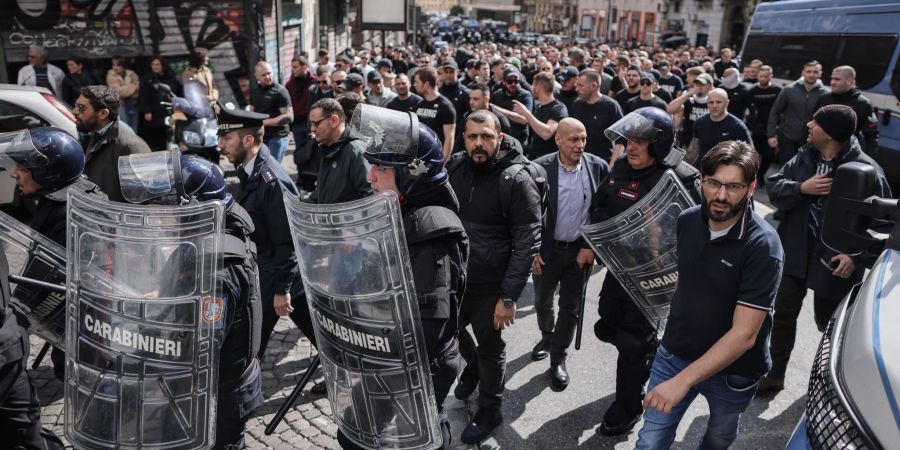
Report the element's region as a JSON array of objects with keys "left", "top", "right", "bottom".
[
  {"left": 218, "top": 107, "right": 317, "bottom": 358},
  {"left": 590, "top": 156, "right": 667, "bottom": 427}
]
